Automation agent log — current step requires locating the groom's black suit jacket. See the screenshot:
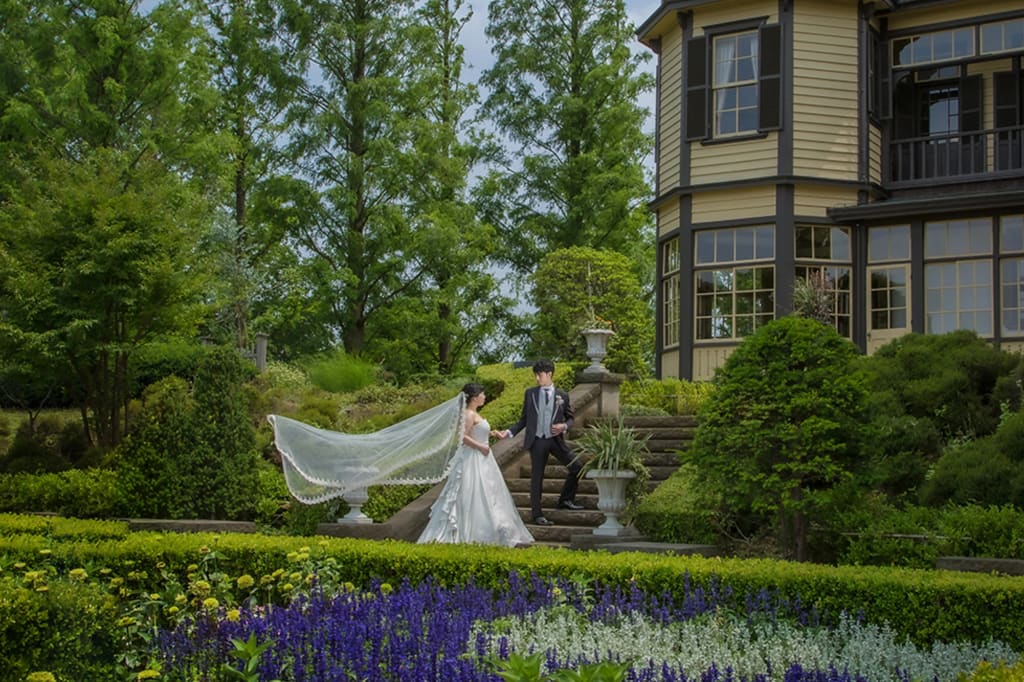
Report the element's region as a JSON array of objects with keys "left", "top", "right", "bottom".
[{"left": 508, "top": 386, "right": 575, "bottom": 452}]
